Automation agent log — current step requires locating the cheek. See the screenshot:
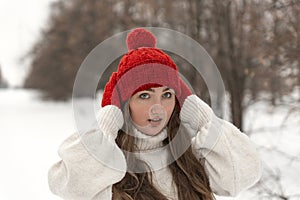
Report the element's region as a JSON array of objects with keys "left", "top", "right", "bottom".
[
  {"left": 129, "top": 104, "right": 149, "bottom": 125},
  {"left": 165, "top": 102, "right": 176, "bottom": 121}
]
